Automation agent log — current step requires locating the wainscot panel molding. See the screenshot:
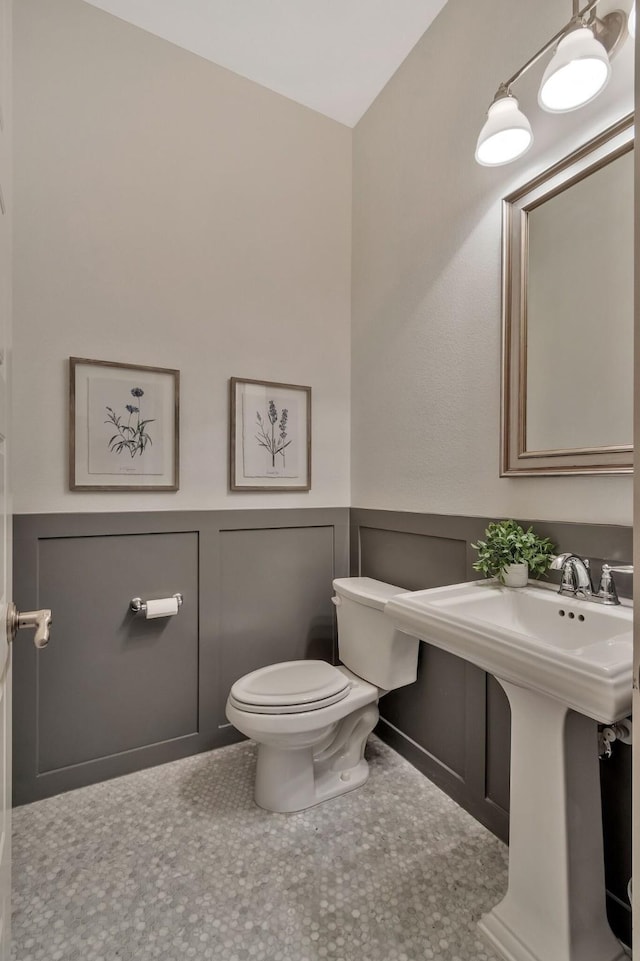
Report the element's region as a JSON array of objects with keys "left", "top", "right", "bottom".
[
  {"left": 13, "top": 506, "right": 630, "bottom": 945},
  {"left": 13, "top": 508, "right": 349, "bottom": 805},
  {"left": 350, "top": 507, "right": 632, "bottom": 947}
]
